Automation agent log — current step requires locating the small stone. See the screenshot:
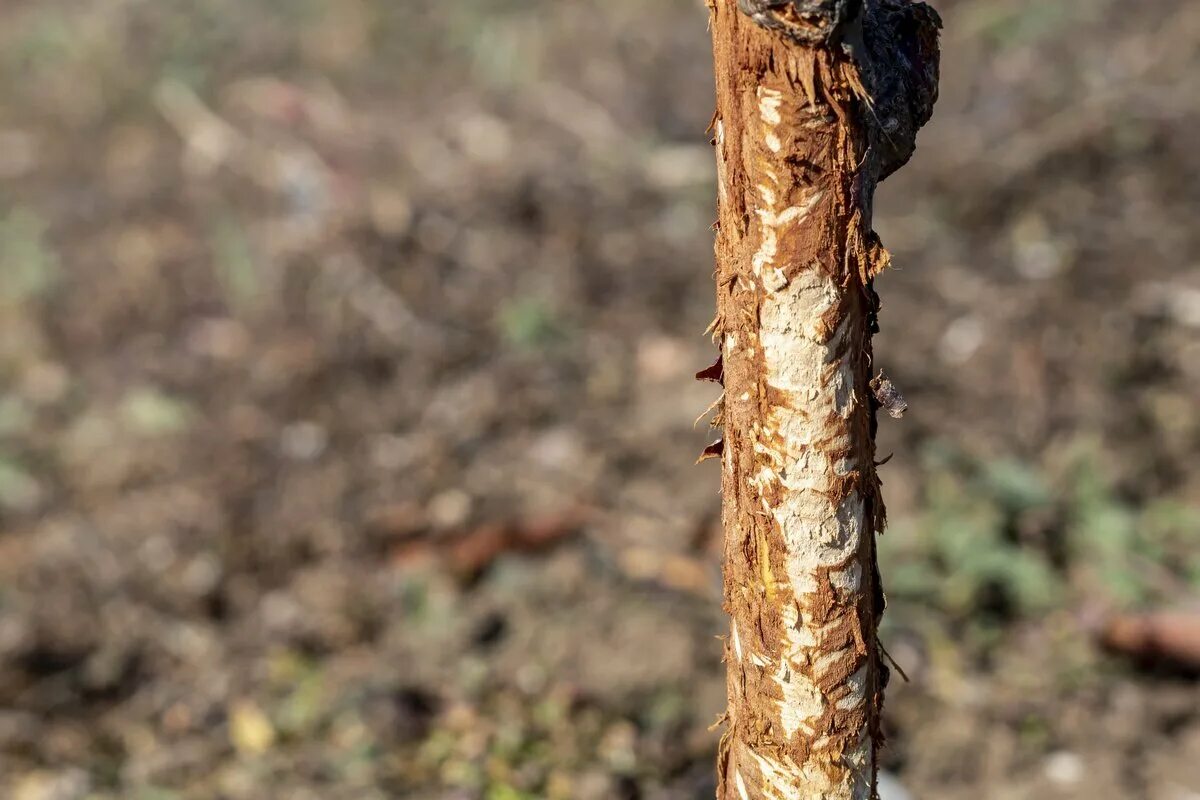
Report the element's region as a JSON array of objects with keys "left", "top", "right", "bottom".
[
  {"left": 939, "top": 315, "right": 984, "bottom": 365},
  {"left": 369, "top": 433, "right": 417, "bottom": 471},
  {"left": 428, "top": 489, "right": 472, "bottom": 529},
  {"left": 20, "top": 362, "right": 69, "bottom": 405},
  {"left": 1043, "top": 750, "right": 1084, "bottom": 786},
  {"left": 229, "top": 700, "right": 276, "bottom": 756},
  {"left": 877, "top": 771, "right": 914, "bottom": 800},
  {"left": 369, "top": 186, "right": 413, "bottom": 237},
  {"left": 529, "top": 428, "right": 583, "bottom": 470},
  {"left": 456, "top": 113, "right": 513, "bottom": 166},
  {"left": 637, "top": 335, "right": 688, "bottom": 383},
  {"left": 13, "top": 770, "right": 90, "bottom": 800},
  {"left": 1011, "top": 214, "right": 1066, "bottom": 280},
  {"left": 186, "top": 317, "right": 251, "bottom": 361},
  {"left": 280, "top": 421, "right": 328, "bottom": 461},
  {"left": 573, "top": 771, "right": 616, "bottom": 800},
  {"left": 0, "top": 130, "right": 38, "bottom": 179}
]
